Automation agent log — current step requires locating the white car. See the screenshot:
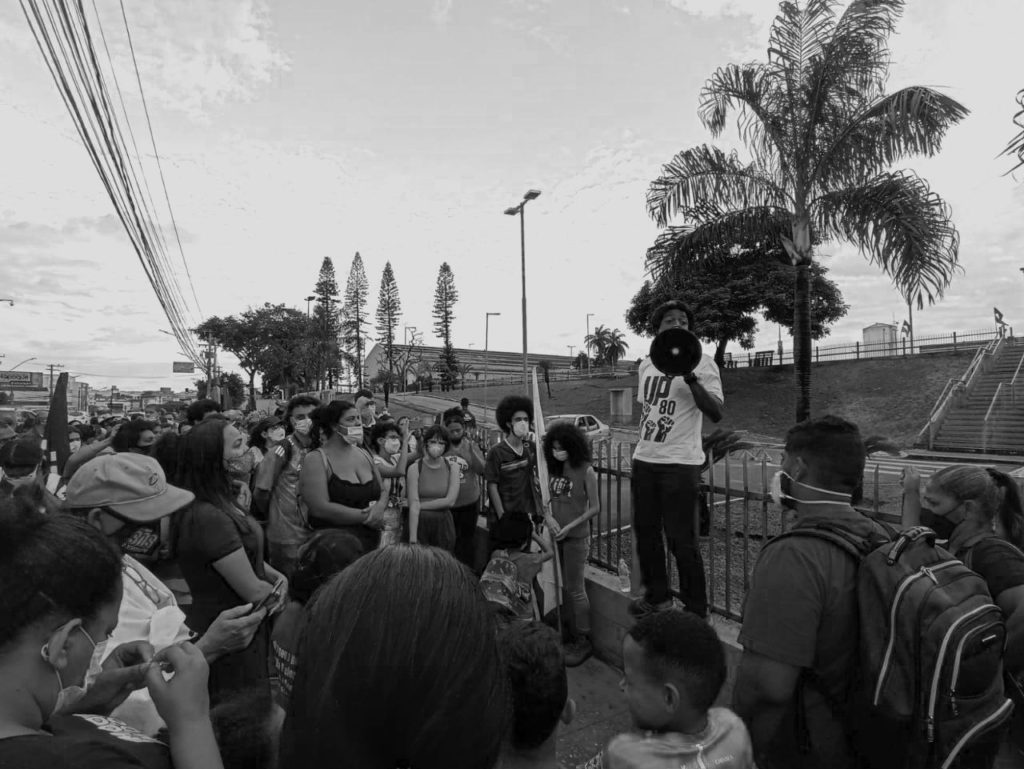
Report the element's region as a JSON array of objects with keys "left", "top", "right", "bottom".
[{"left": 545, "top": 414, "right": 611, "bottom": 447}]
